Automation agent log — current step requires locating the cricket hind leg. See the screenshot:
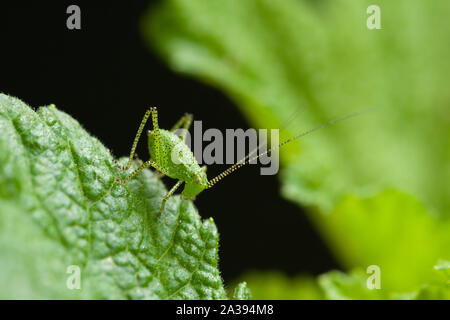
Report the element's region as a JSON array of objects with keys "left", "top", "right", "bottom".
[
  {"left": 170, "top": 113, "right": 193, "bottom": 142},
  {"left": 115, "top": 107, "right": 163, "bottom": 171},
  {"left": 158, "top": 180, "right": 183, "bottom": 218}
]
